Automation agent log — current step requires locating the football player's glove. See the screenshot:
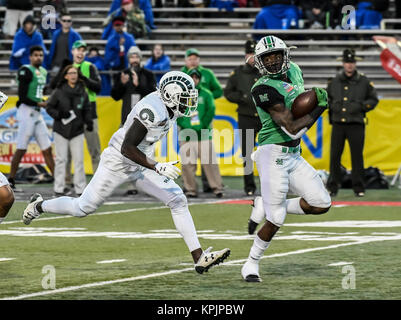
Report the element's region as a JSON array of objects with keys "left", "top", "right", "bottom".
[
  {"left": 154, "top": 161, "right": 181, "bottom": 180},
  {"left": 312, "top": 87, "right": 328, "bottom": 108}
]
